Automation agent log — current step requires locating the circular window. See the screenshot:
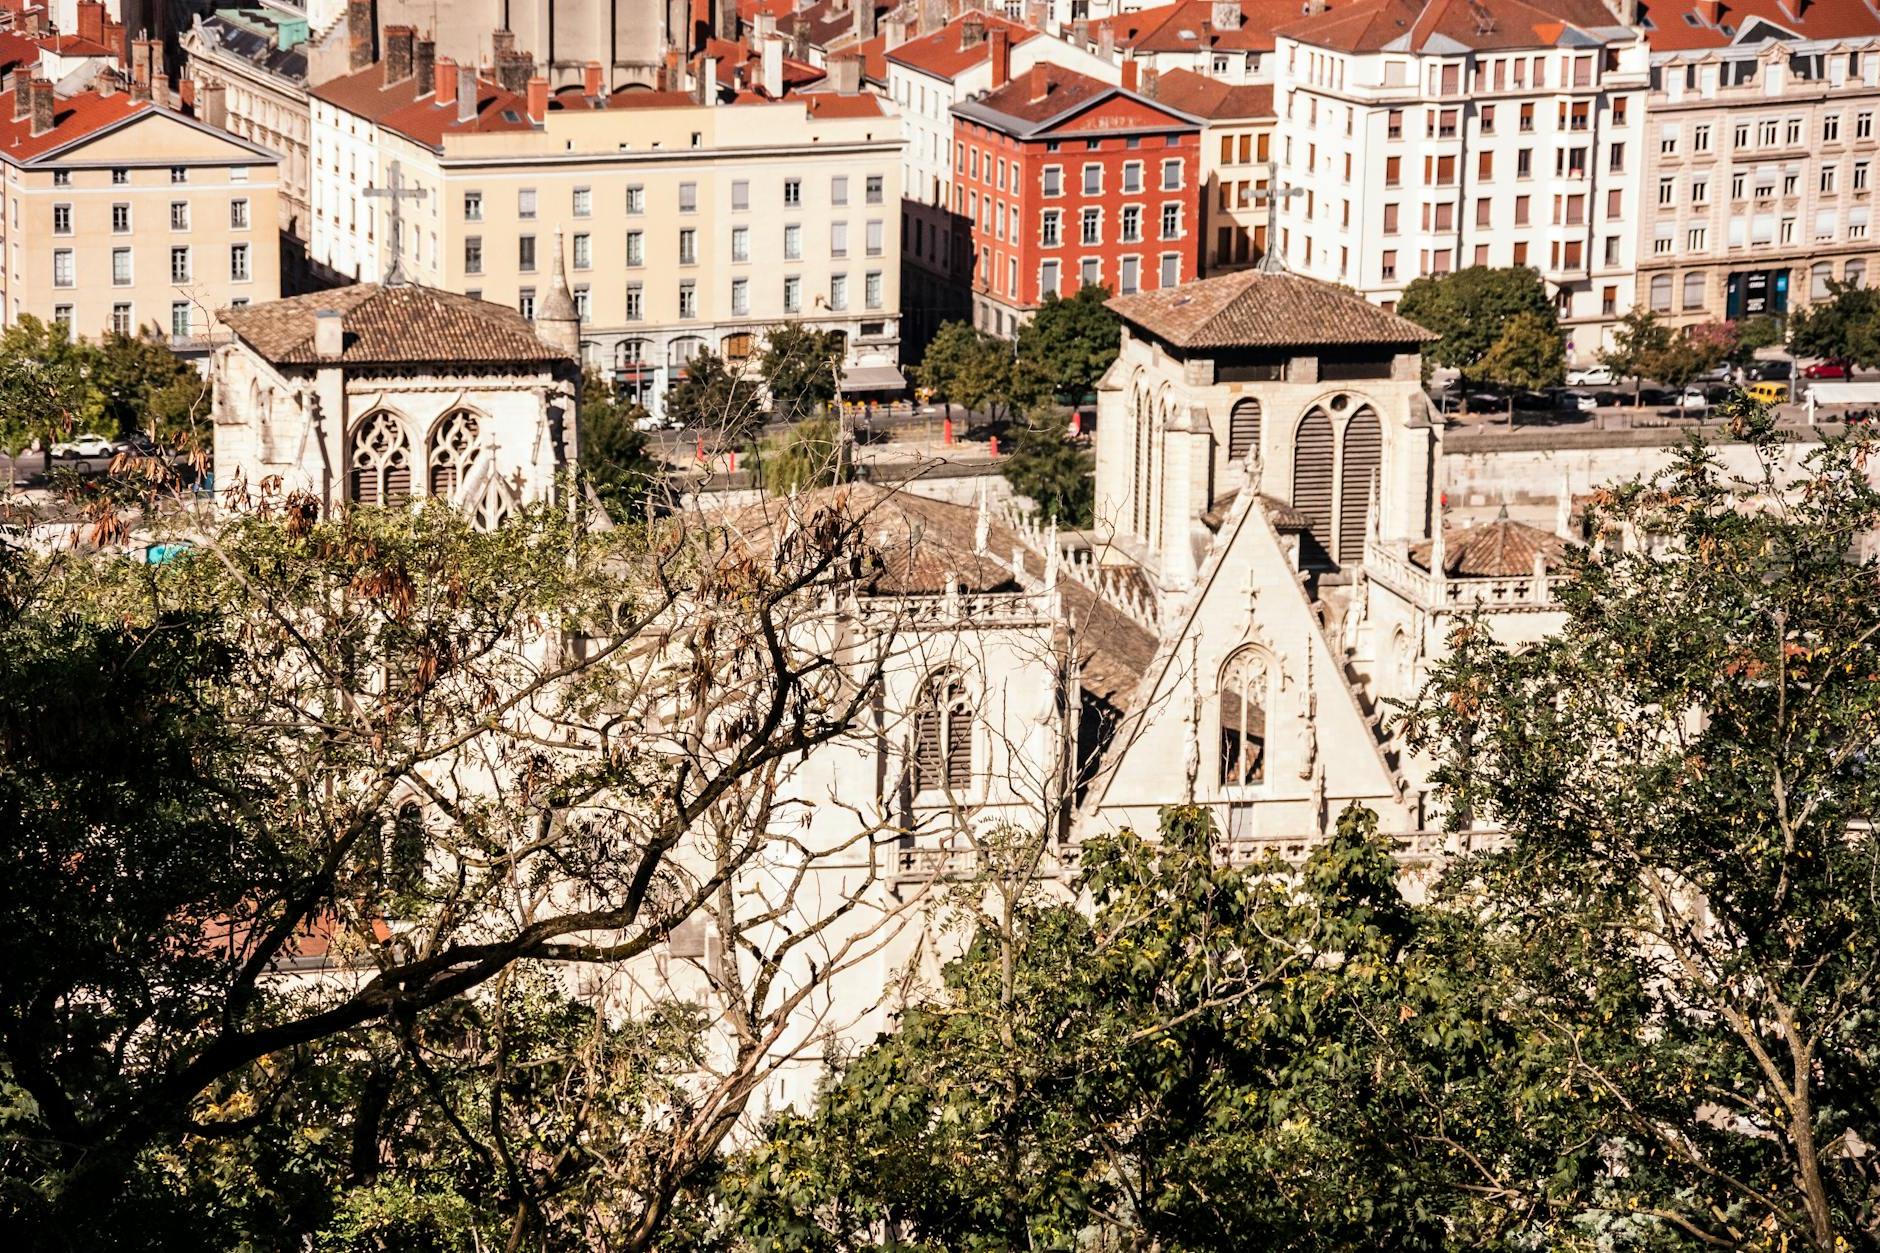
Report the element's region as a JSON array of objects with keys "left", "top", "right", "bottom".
[{"left": 1329, "top": 393, "right": 1350, "bottom": 411}]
